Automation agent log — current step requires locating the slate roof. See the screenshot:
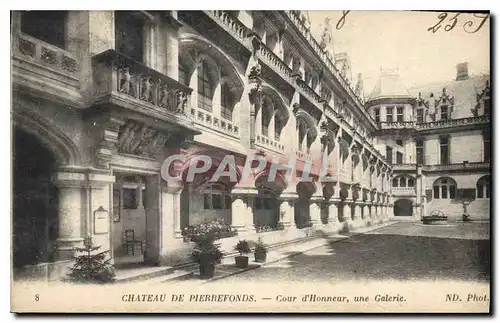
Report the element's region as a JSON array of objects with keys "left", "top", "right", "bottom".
[
  {"left": 409, "top": 74, "right": 490, "bottom": 119},
  {"left": 368, "top": 72, "right": 412, "bottom": 100}
]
